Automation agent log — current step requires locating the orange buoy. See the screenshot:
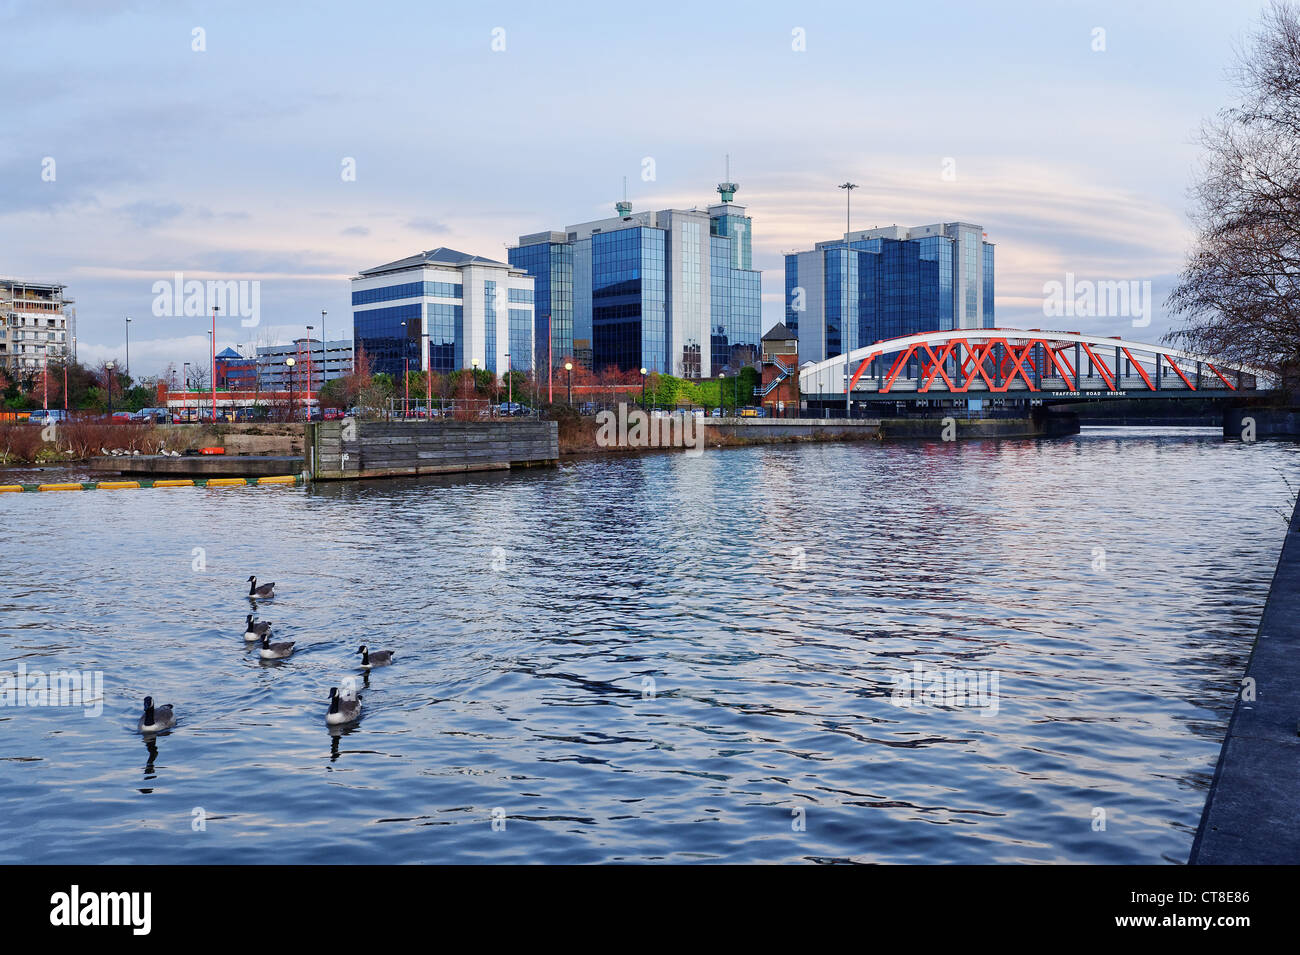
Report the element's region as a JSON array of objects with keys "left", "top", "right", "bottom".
[{"left": 198, "top": 447, "right": 226, "bottom": 455}]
